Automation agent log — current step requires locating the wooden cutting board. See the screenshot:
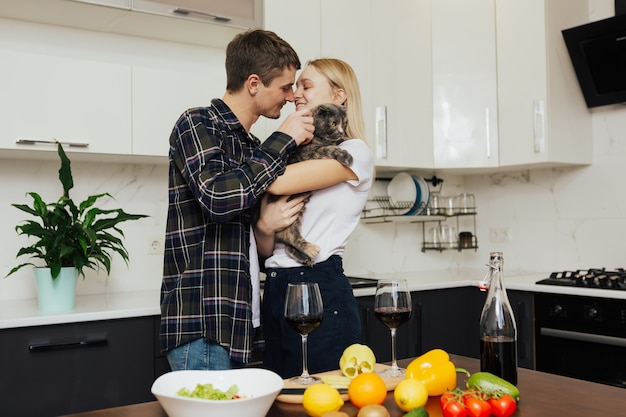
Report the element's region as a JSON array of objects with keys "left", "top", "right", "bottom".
[{"left": 276, "top": 363, "right": 402, "bottom": 404}]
